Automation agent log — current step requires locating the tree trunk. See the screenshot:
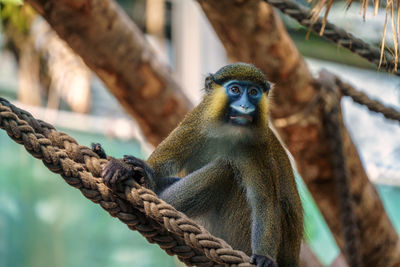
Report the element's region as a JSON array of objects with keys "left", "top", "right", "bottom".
[
  {"left": 197, "top": 0, "right": 400, "bottom": 266},
  {"left": 4, "top": 22, "right": 42, "bottom": 106},
  {"left": 26, "top": 0, "right": 193, "bottom": 146}
]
